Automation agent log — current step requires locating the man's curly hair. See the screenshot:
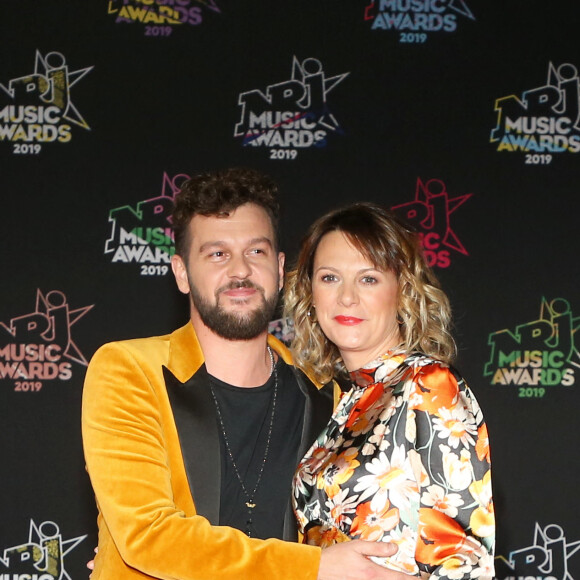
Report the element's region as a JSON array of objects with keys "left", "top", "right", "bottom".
[{"left": 172, "top": 167, "right": 280, "bottom": 257}]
